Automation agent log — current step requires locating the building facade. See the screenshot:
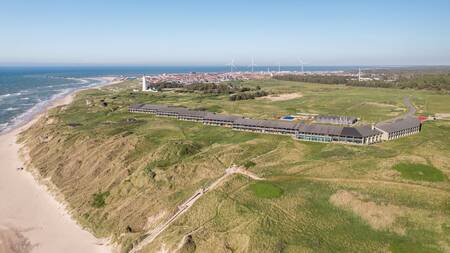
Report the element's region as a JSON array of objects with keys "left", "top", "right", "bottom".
[
  {"left": 375, "top": 117, "right": 422, "bottom": 140},
  {"left": 314, "top": 115, "right": 358, "bottom": 125},
  {"left": 128, "top": 104, "right": 419, "bottom": 145}
]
